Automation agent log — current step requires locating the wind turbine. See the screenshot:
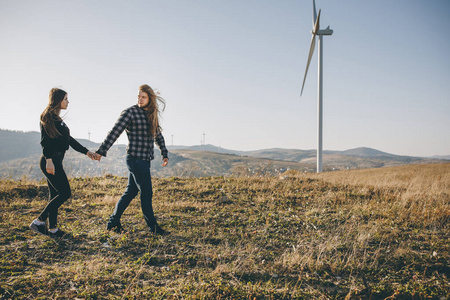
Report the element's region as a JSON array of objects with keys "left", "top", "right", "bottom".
[{"left": 300, "top": 0, "right": 333, "bottom": 173}]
